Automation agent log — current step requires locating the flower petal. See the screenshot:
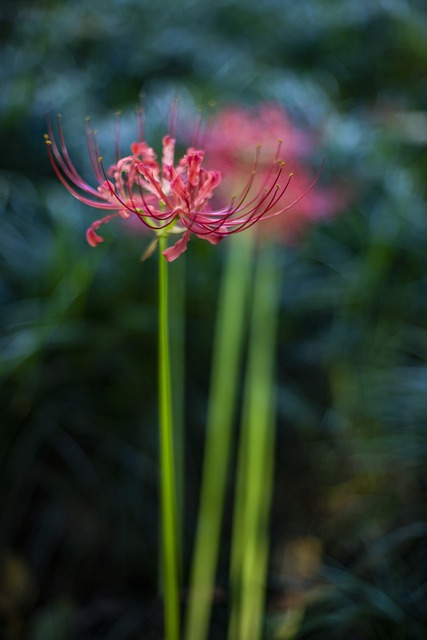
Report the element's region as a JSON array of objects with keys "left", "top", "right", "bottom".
[
  {"left": 85, "top": 212, "right": 122, "bottom": 247},
  {"left": 162, "top": 135, "right": 176, "bottom": 172},
  {"left": 204, "top": 232, "right": 224, "bottom": 245},
  {"left": 186, "top": 149, "right": 204, "bottom": 186},
  {"left": 86, "top": 225, "right": 104, "bottom": 247},
  {"left": 162, "top": 230, "right": 191, "bottom": 262}
]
